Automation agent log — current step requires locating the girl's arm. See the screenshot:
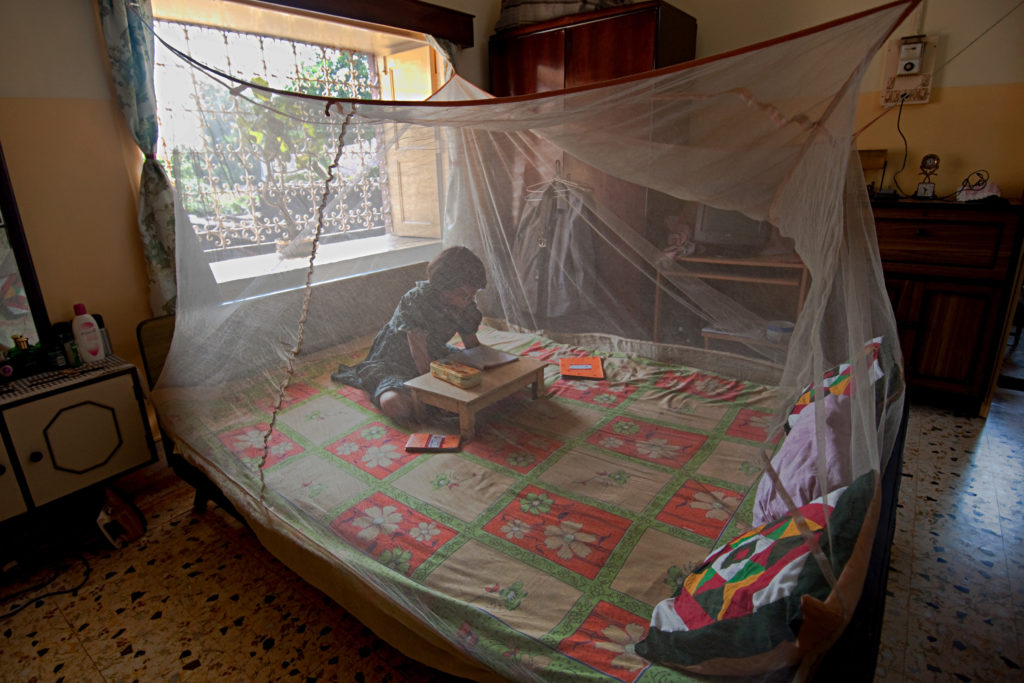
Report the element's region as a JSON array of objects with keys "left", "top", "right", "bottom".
[
  {"left": 462, "top": 332, "right": 480, "bottom": 349},
  {"left": 407, "top": 330, "right": 432, "bottom": 374}
]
